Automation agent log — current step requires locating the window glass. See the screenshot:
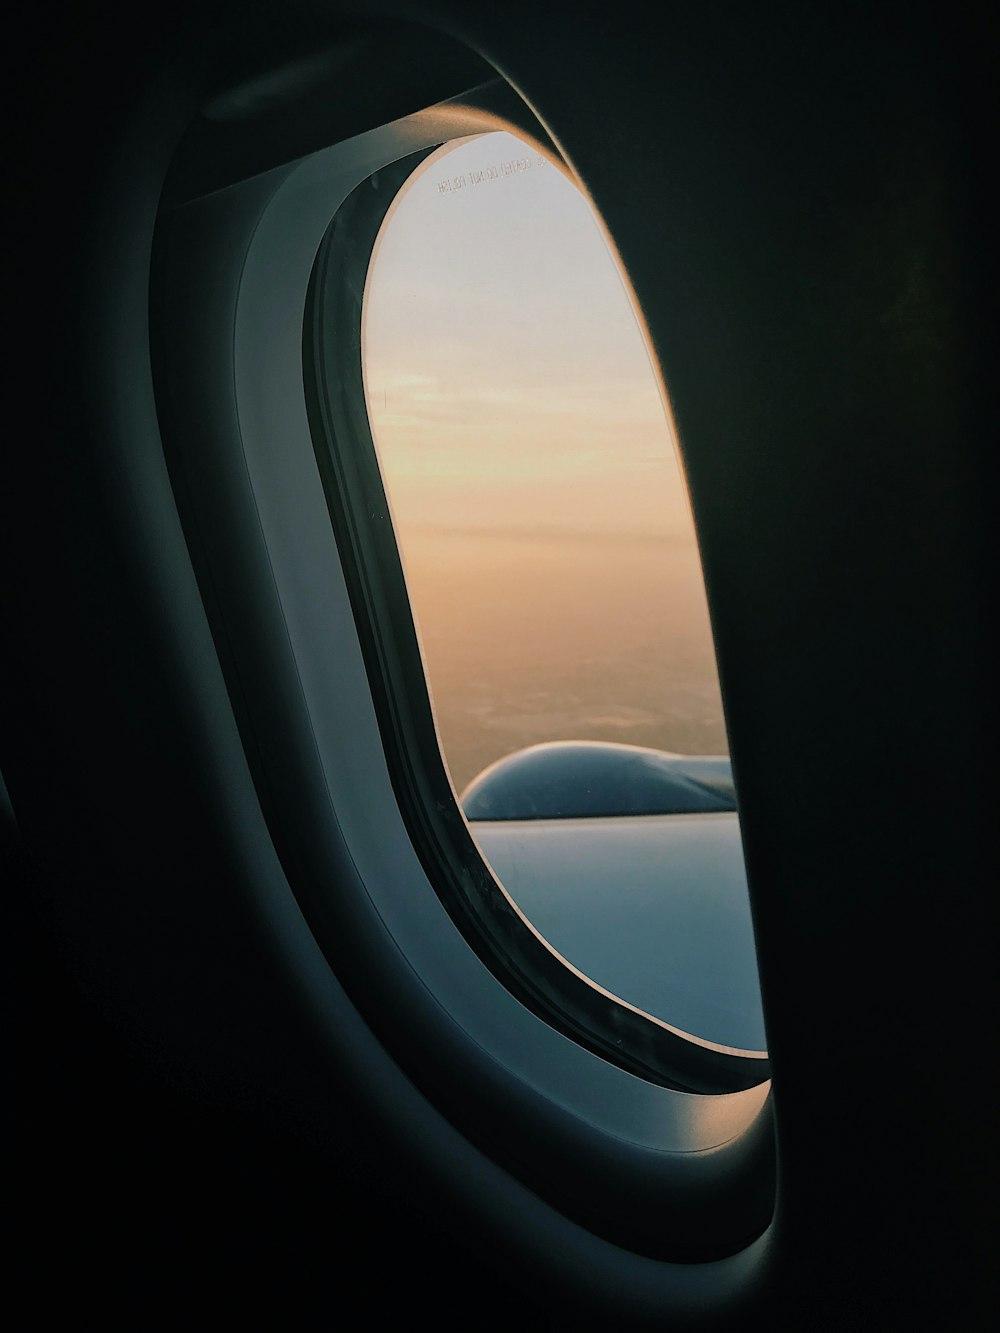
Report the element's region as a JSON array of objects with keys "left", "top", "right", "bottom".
[{"left": 362, "top": 131, "right": 765, "bottom": 1053}]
